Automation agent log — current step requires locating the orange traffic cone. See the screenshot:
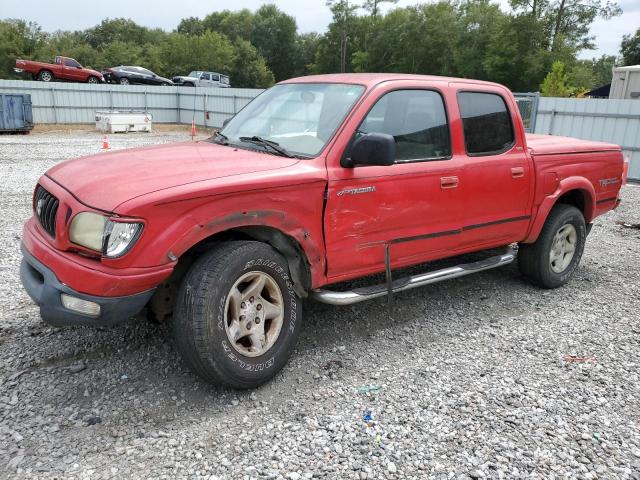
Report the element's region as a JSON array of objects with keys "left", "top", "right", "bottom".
[
  {"left": 102, "top": 135, "right": 110, "bottom": 150},
  {"left": 190, "top": 119, "right": 196, "bottom": 141}
]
